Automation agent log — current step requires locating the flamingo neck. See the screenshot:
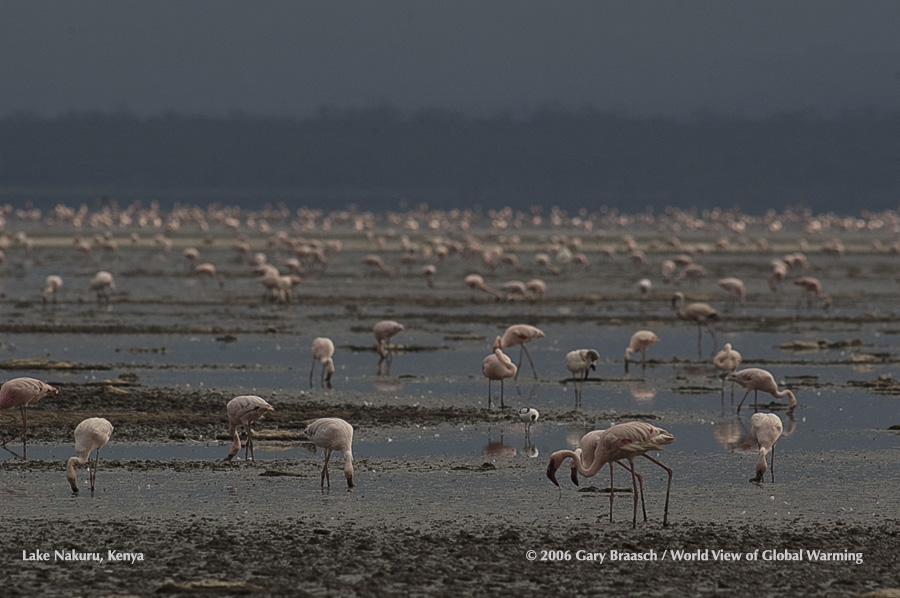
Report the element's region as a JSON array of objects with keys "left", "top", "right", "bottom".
[
  {"left": 66, "top": 455, "right": 88, "bottom": 490},
  {"left": 553, "top": 447, "right": 606, "bottom": 479},
  {"left": 227, "top": 423, "right": 241, "bottom": 459}
]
